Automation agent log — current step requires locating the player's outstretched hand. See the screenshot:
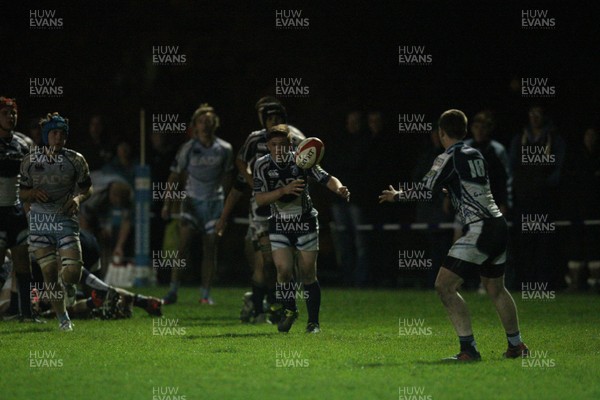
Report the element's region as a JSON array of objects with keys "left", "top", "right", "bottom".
[
  {"left": 337, "top": 186, "right": 350, "bottom": 202},
  {"left": 282, "top": 179, "right": 305, "bottom": 196},
  {"left": 378, "top": 185, "right": 400, "bottom": 203}
]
